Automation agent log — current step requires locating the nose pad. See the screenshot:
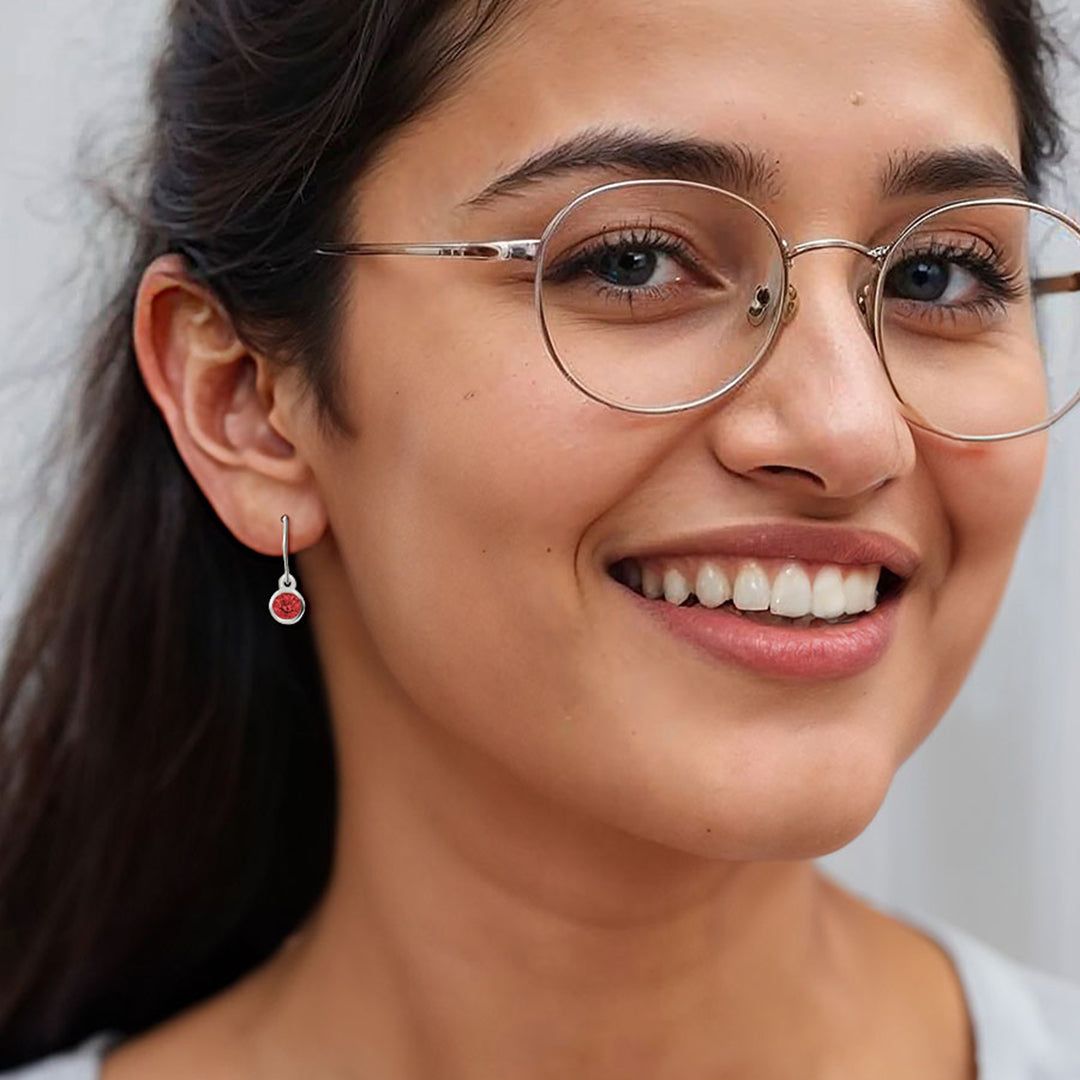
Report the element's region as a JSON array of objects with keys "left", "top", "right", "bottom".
[
  {"left": 782, "top": 284, "right": 799, "bottom": 324},
  {"left": 856, "top": 281, "right": 874, "bottom": 334},
  {"left": 746, "top": 285, "right": 772, "bottom": 327},
  {"left": 746, "top": 284, "right": 799, "bottom": 327}
]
